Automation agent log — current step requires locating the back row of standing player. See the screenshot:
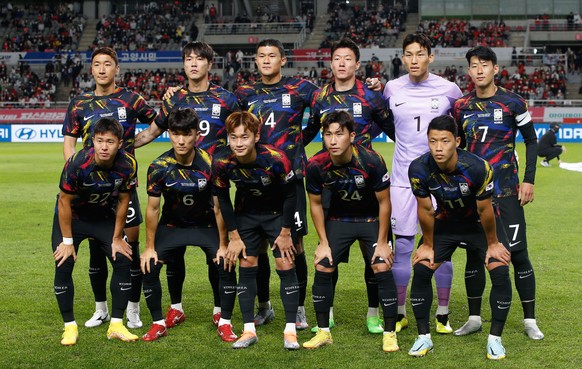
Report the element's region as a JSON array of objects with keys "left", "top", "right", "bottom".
[{"left": 54, "top": 33, "right": 542, "bottom": 357}]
